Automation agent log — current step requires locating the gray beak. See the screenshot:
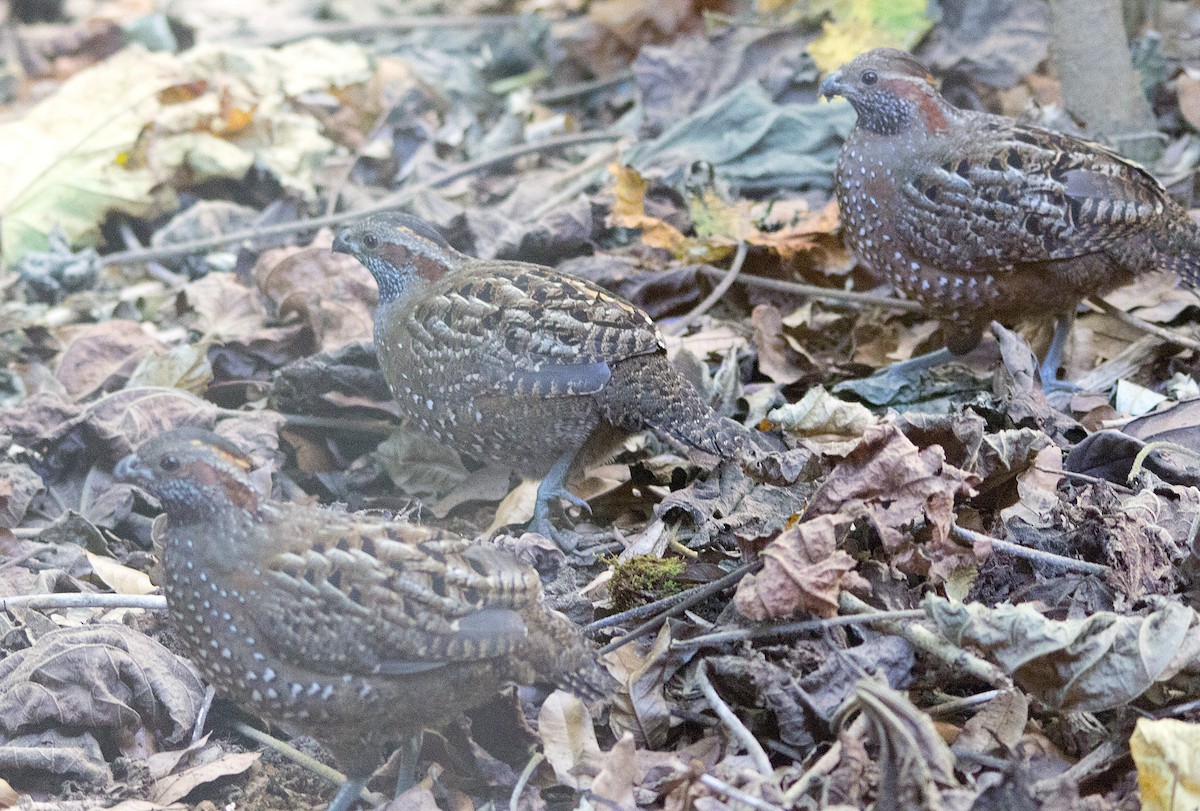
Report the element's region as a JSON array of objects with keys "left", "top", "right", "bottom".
[
  {"left": 331, "top": 230, "right": 353, "bottom": 255},
  {"left": 113, "top": 453, "right": 145, "bottom": 484},
  {"left": 819, "top": 71, "right": 843, "bottom": 100}
]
